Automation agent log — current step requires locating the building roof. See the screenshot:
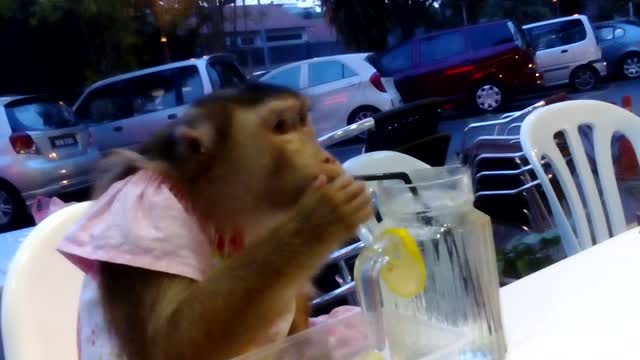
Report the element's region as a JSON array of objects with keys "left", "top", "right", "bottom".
[{"left": 223, "top": 4, "right": 309, "bottom": 32}]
